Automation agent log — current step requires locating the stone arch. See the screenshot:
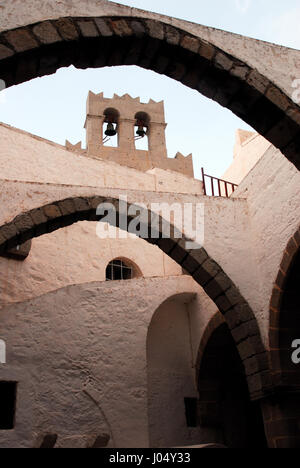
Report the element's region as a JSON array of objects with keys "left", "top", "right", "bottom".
[
  {"left": 0, "top": 13, "right": 299, "bottom": 170},
  {"left": 196, "top": 313, "right": 268, "bottom": 448},
  {"left": 269, "top": 226, "right": 300, "bottom": 386},
  {"left": 0, "top": 195, "right": 270, "bottom": 399},
  {"left": 134, "top": 112, "right": 151, "bottom": 126},
  {"left": 103, "top": 107, "right": 120, "bottom": 128}
]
